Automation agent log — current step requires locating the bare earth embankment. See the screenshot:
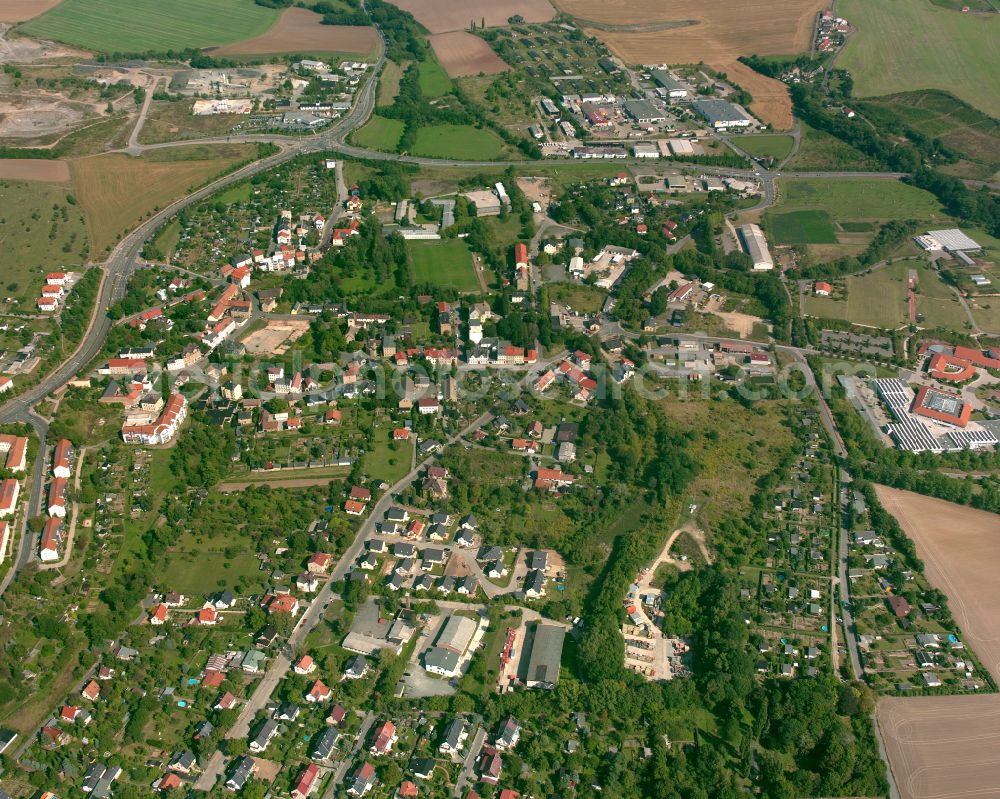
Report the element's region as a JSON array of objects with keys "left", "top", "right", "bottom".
[
  {"left": 874, "top": 485, "right": 1000, "bottom": 799},
  {"left": 553, "top": 0, "right": 826, "bottom": 129},
  {"left": 209, "top": 7, "right": 379, "bottom": 56}
]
